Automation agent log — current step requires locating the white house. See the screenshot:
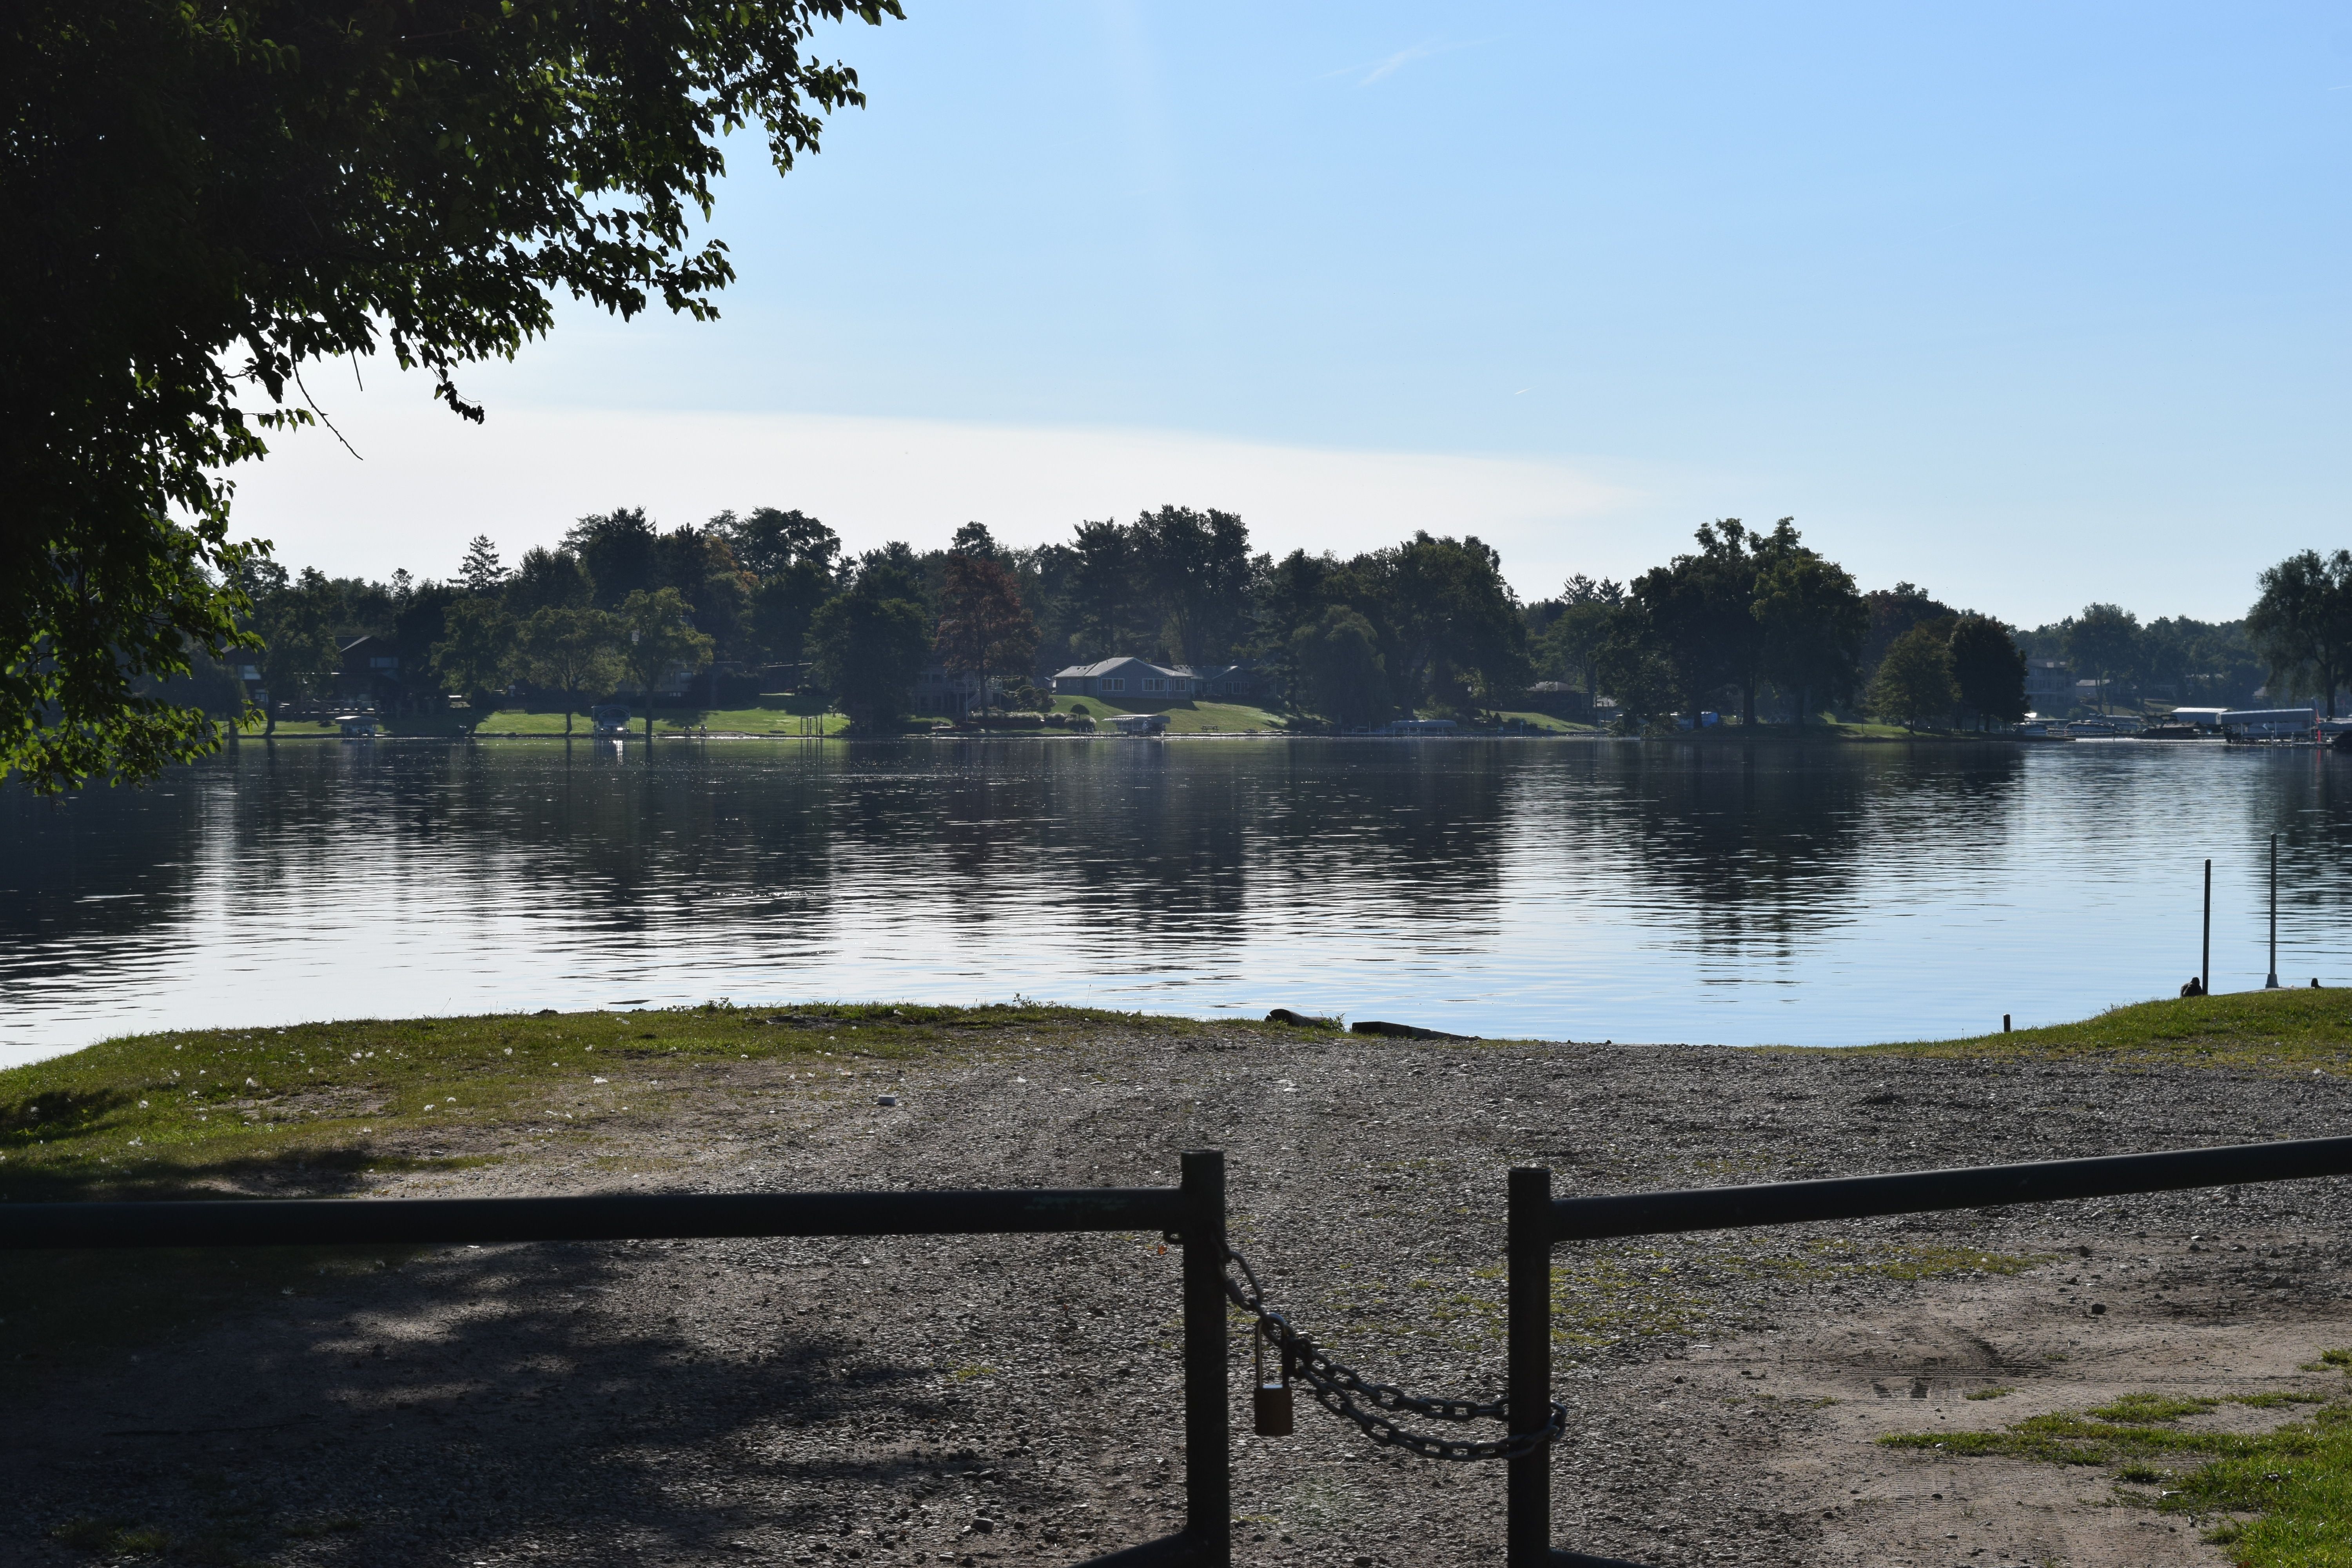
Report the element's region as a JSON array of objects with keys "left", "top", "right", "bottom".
[{"left": 1052, "top": 658, "right": 1256, "bottom": 701}]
